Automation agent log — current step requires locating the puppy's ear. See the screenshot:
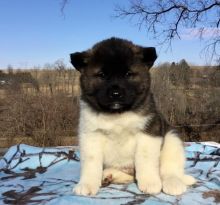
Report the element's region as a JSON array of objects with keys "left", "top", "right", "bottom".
[
  {"left": 139, "top": 47, "right": 157, "bottom": 68},
  {"left": 70, "top": 52, "right": 89, "bottom": 71}
]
